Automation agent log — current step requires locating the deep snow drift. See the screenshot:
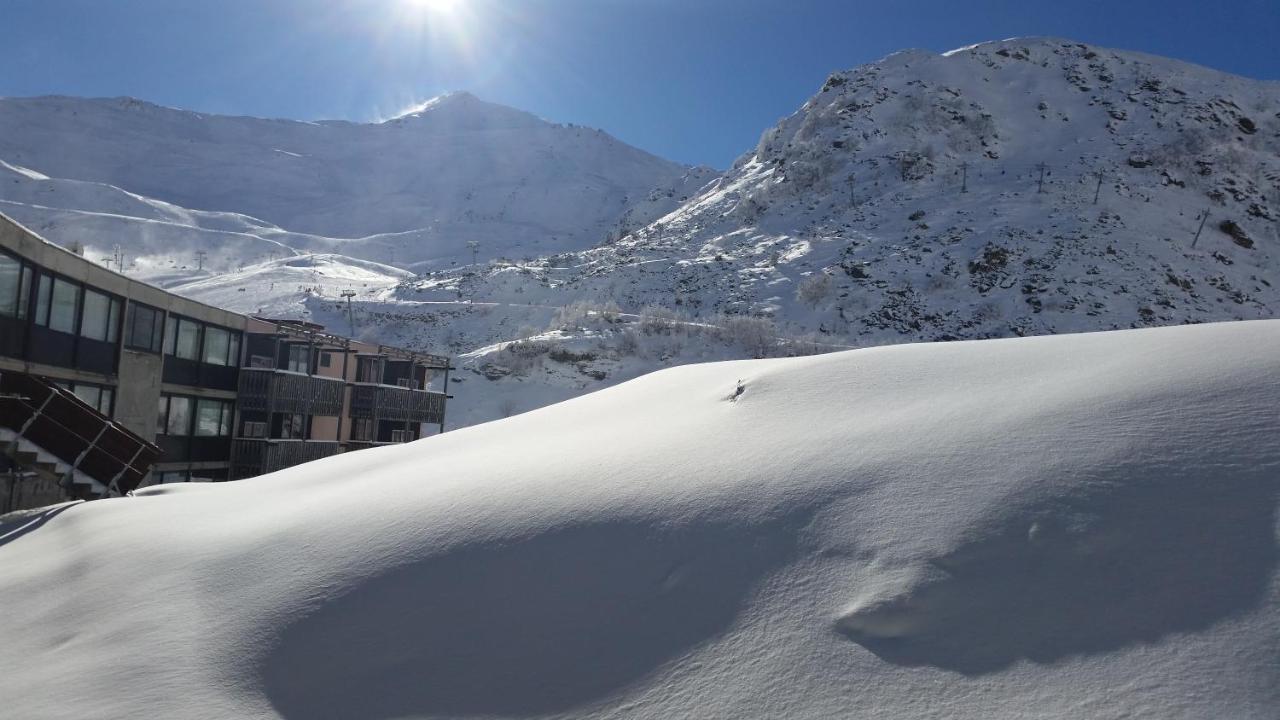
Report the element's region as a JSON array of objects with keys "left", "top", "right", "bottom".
[{"left": 2, "top": 319, "right": 1278, "bottom": 719}]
